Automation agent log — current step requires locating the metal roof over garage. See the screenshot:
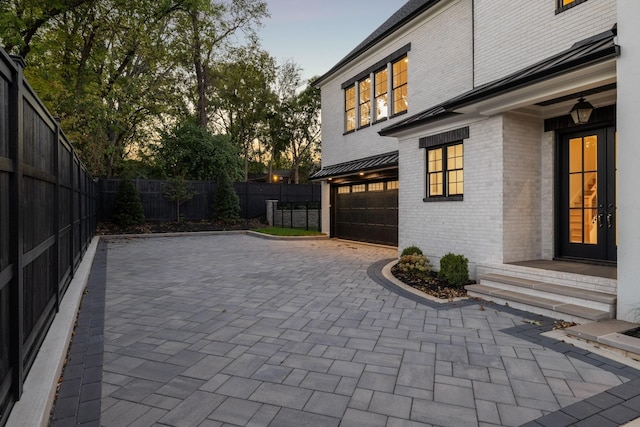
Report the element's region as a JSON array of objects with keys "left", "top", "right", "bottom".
[{"left": 311, "top": 151, "right": 398, "bottom": 180}]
